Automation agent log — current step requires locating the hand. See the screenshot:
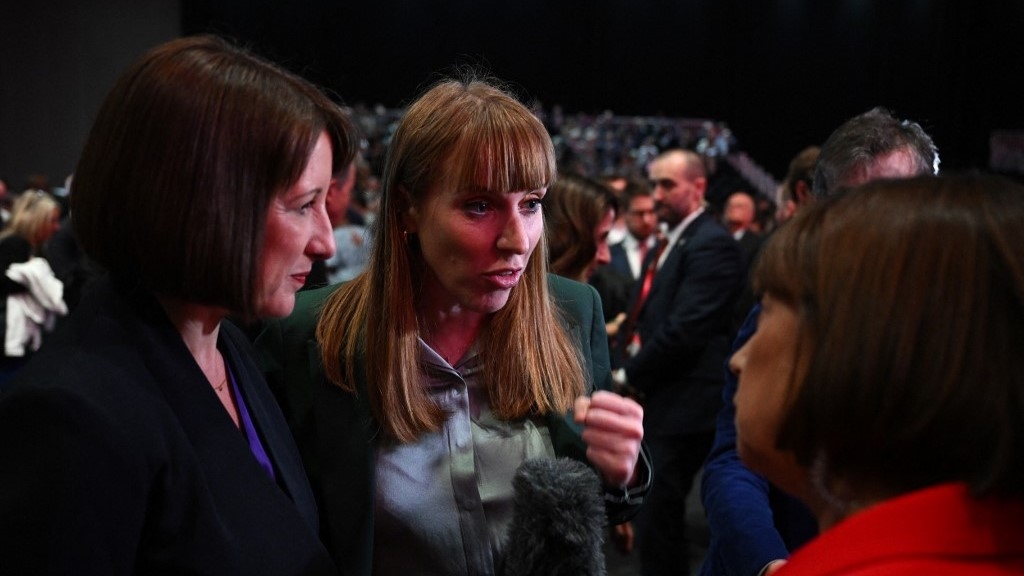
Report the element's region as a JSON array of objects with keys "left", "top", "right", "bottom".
[
  {"left": 605, "top": 312, "right": 627, "bottom": 337},
  {"left": 610, "top": 522, "right": 634, "bottom": 555},
  {"left": 573, "top": 391, "right": 644, "bottom": 487},
  {"left": 763, "top": 560, "right": 788, "bottom": 576}
]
